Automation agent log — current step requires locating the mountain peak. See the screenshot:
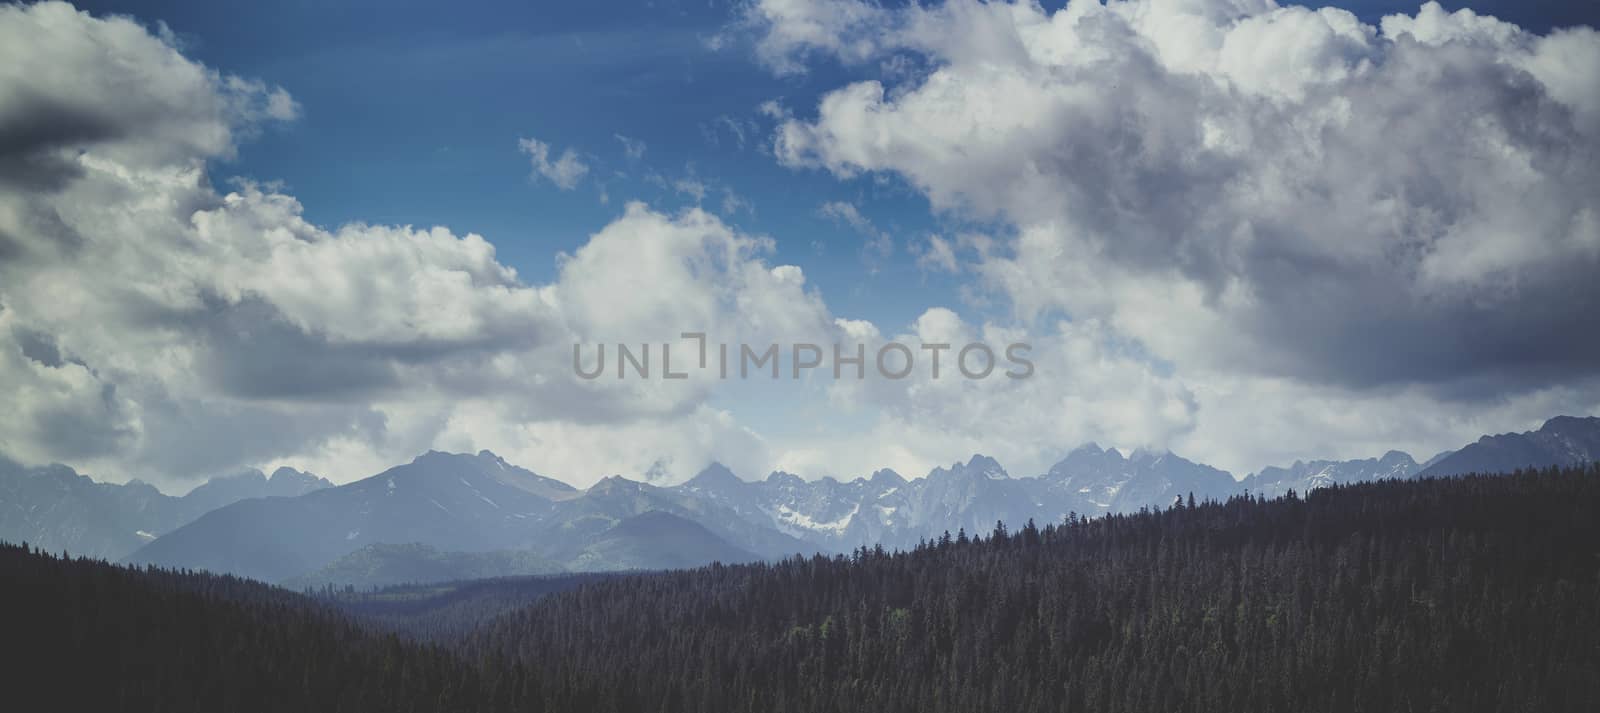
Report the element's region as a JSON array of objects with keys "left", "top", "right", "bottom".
[
  {"left": 589, "top": 474, "right": 644, "bottom": 495},
  {"left": 122, "top": 478, "right": 164, "bottom": 496},
  {"left": 412, "top": 449, "right": 503, "bottom": 469},
  {"left": 267, "top": 467, "right": 333, "bottom": 491},
  {"left": 765, "top": 471, "right": 805, "bottom": 488},
  {"left": 231, "top": 468, "right": 269, "bottom": 481},
  {"left": 1128, "top": 447, "right": 1169, "bottom": 464},
  {"left": 966, "top": 454, "right": 1001, "bottom": 470},
  {"left": 868, "top": 468, "right": 905, "bottom": 486},
  {"left": 268, "top": 466, "right": 311, "bottom": 481},
  {"left": 929, "top": 454, "right": 1007, "bottom": 481},
  {"left": 688, "top": 462, "right": 742, "bottom": 487},
  {"left": 1069, "top": 442, "right": 1105, "bottom": 456},
  {"left": 1047, "top": 442, "right": 1130, "bottom": 478},
  {"left": 1420, "top": 414, "right": 1600, "bottom": 479},
  {"left": 415, "top": 449, "right": 453, "bottom": 463},
  {"left": 1540, "top": 415, "right": 1600, "bottom": 434},
  {"left": 1378, "top": 450, "right": 1416, "bottom": 466}
]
